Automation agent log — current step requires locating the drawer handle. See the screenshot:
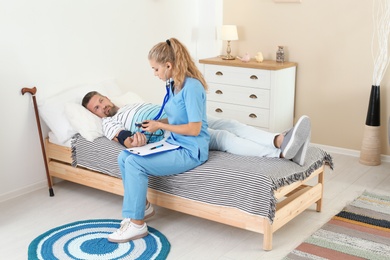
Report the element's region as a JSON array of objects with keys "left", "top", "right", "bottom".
[
  {"left": 215, "top": 108, "right": 223, "bottom": 113},
  {"left": 249, "top": 113, "right": 257, "bottom": 119},
  {"left": 215, "top": 71, "right": 223, "bottom": 76},
  {"left": 215, "top": 90, "right": 223, "bottom": 95},
  {"left": 250, "top": 75, "right": 258, "bottom": 80},
  {"left": 249, "top": 94, "right": 257, "bottom": 99}
]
